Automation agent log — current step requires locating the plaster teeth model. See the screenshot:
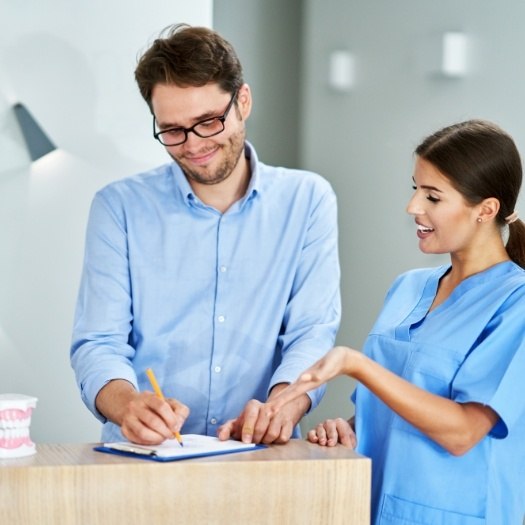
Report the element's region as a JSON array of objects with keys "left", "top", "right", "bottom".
[{"left": 0, "top": 394, "right": 38, "bottom": 458}]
